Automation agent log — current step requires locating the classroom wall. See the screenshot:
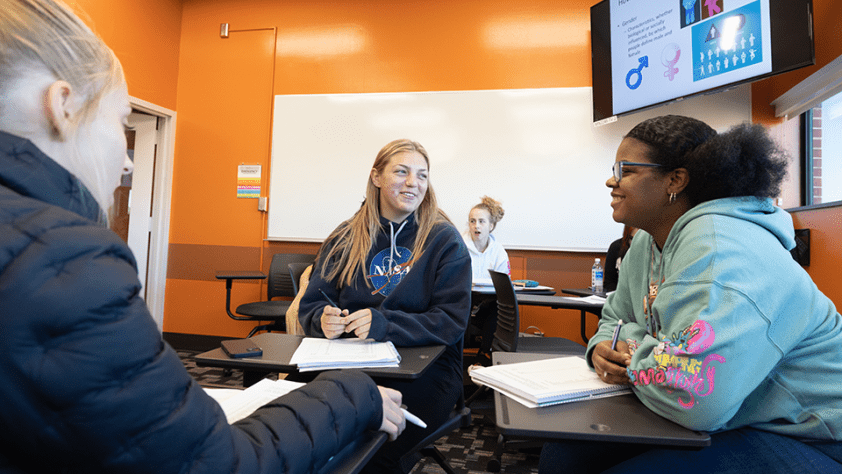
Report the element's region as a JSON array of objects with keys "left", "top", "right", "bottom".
[
  {"left": 73, "top": 0, "right": 183, "bottom": 110},
  {"left": 791, "top": 205, "right": 842, "bottom": 308},
  {"left": 165, "top": 0, "right": 842, "bottom": 342}
]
